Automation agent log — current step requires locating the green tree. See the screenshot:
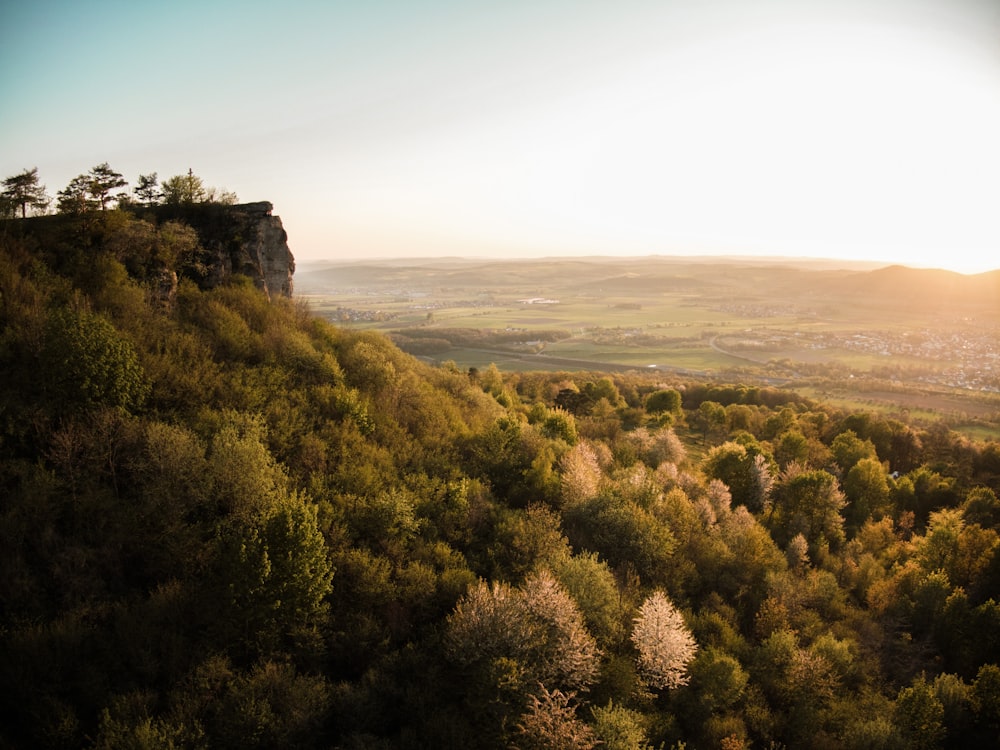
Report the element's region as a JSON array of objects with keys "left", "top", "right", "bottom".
[
  {"left": 726, "top": 403, "right": 757, "bottom": 433},
  {"left": 591, "top": 701, "right": 651, "bottom": 750},
  {"left": 685, "top": 647, "right": 749, "bottom": 717},
  {"left": 972, "top": 663, "right": 1000, "bottom": 734},
  {"left": 171, "top": 657, "right": 331, "bottom": 749},
  {"left": 102, "top": 216, "right": 157, "bottom": 268},
  {"left": 2, "top": 167, "right": 49, "bottom": 218},
  {"left": 57, "top": 174, "right": 98, "bottom": 214},
  {"left": 551, "top": 551, "right": 623, "bottom": 647},
  {"left": 469, "top": 415, "right": 542, "bottom": 505},
  {"left": 902, "top": 466, "right": 959, "bottom": 527},
  {"left": 843, "top": 456, "right": 891, "bottom": 533},
  {"left": 212, "top": 493, "right": 333, "bottom": 658},
  {"left": 894, "top": 675, "right": 946, "bottom": 750},
  {"left": 207, "top": 412, "right": 288, "bottom": 521},
  {"left": 105, "top": 217, "right": 201, "bottom": 277},
  {"left": 646, "top": 388, "right": 682, "bottom": 416},
  {"left": 541, "top": 408, "right": 579, "bottom": 445},
  {"left": 963, "top": 487, "right": 1000, "bottom": 528},
  {"left": 703, "top": 441, "right": 773, "bottom": 513},
  {"left": 40, "top": 307, "right": 149, "bottom": 412},
  {"left": 161, "top": 170, "right": 207, "bottom": 205},
  {"left": 92, "top": 705, "right": 187, "bottom": 749},
  {"left": 563, "top": 490, "right": 676, "bottom": 587},
  {"left": 932, "top": 672, "right": 974, "bottom": 744},
  {"left": 831, "top": 429, "right": 878, "bottom": 473},
  {"left": 583, "top": 377, "right": 622, "bottom": 408},
  {"left": 697, "top": 400, "right": 728, "bottom": 444},
  {"left": 773, "top": 429, "right": 810, "bottom": 469},
  {"left": 134, "top": 172, "right": 161, "bottom": 206},
  {"left": 767, "top": 465, "right": 846, "bottom": 558},
  {"left": 88, "top": 162, "right": 128, "bottom": 210},
  {"left": 915, "top": 508, "right": 964, "bottom": 576}
]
